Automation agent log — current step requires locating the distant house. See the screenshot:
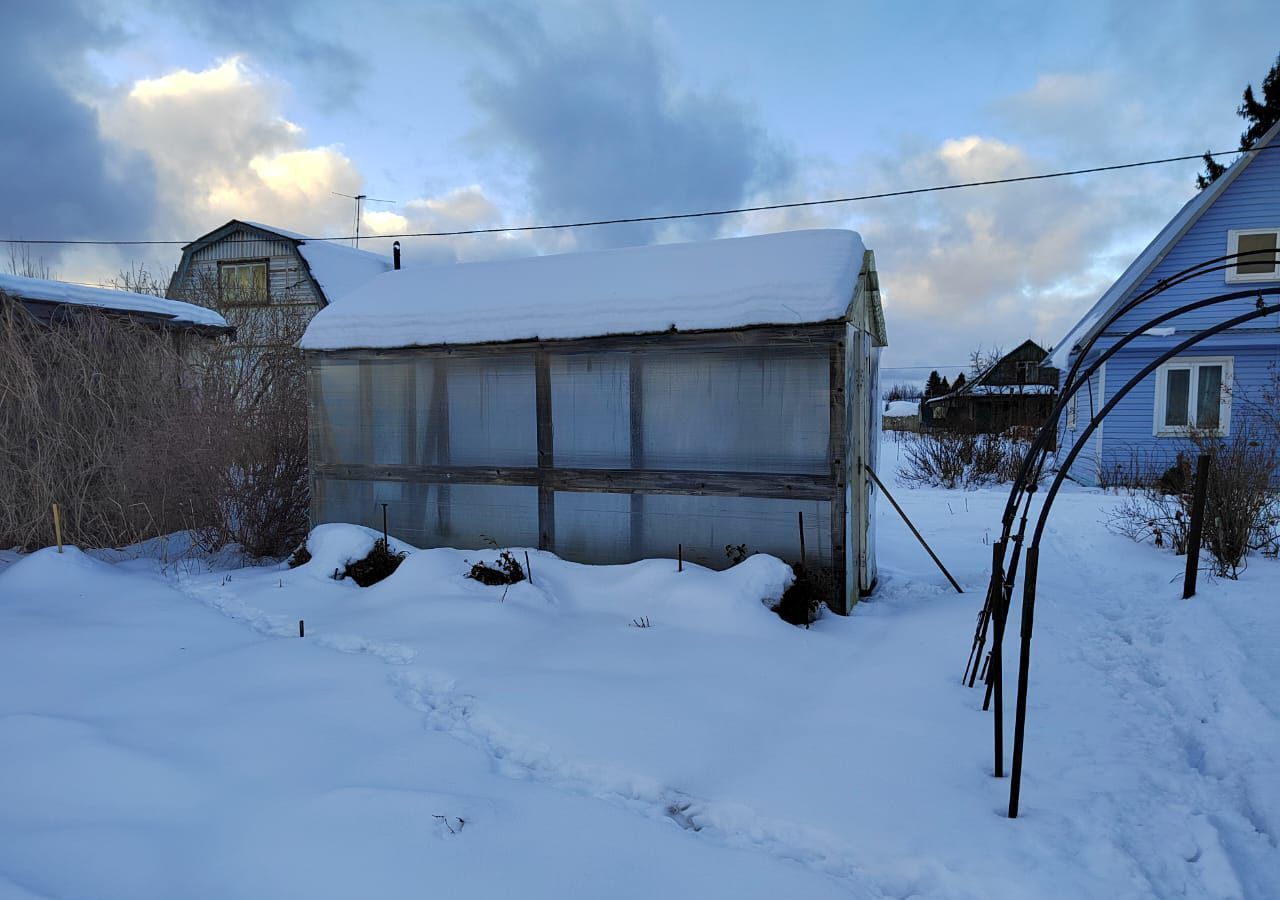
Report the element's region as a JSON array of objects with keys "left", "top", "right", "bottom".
[
  {"left": 0, "top": 272, "right": 229, "bottom": 338},
  {"left": 920, "top": 340, "right": 1058, "bottom": 433},
  {"left": 167, "top": 220, "right": 393, "bottom": 320},
  {"left": 1051, "top": 119, "right": 1280, "bottom": 484},
  {"left": 883, "top": 399, "right": 921, "bottom": 432},
  {"left": 299, "top": 229, "right": 888, "bottom": 613}
]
